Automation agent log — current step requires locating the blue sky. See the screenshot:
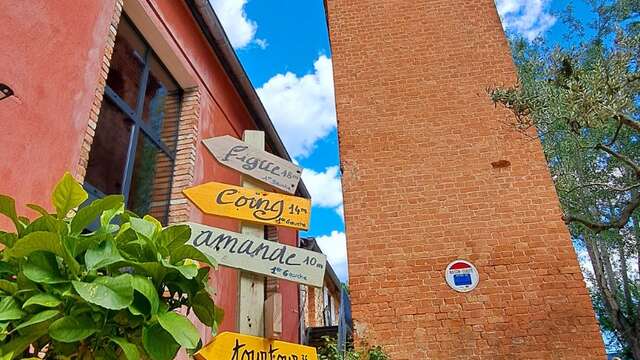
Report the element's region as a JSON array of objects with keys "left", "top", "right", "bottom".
[{"left": 208, "top": 0, "right": 590, "bottom": 283}]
